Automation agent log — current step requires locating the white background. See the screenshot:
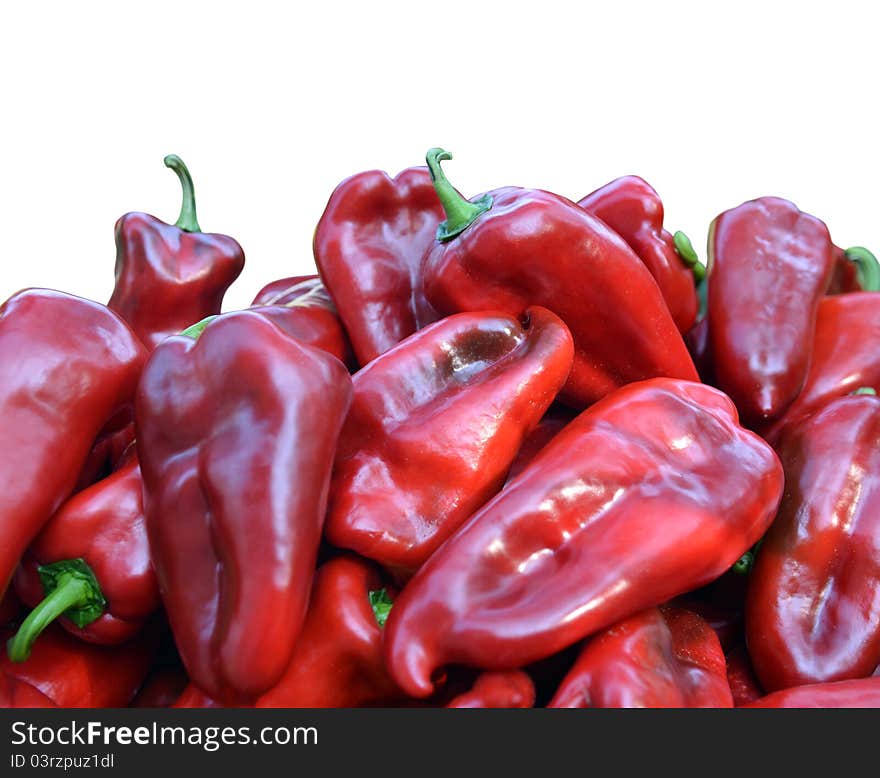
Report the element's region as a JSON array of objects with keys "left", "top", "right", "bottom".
[{"left": 1, "top": 1, "right": 877, "bottom": 312}]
